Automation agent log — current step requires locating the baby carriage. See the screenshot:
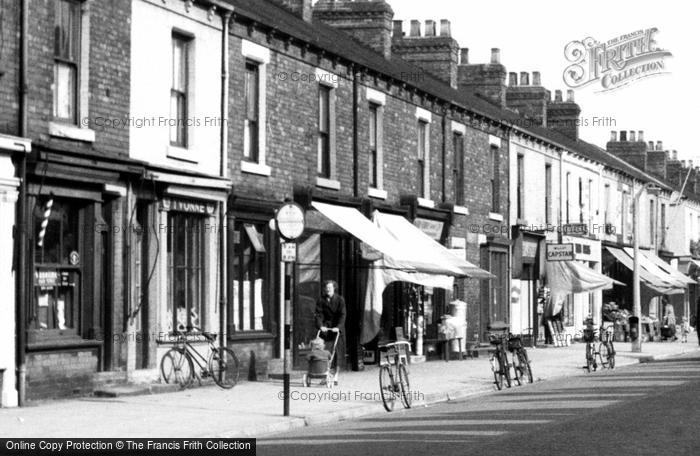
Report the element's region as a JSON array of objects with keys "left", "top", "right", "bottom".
[{"left": 301, "top": 329, "right": 340, "bottom": 388}]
